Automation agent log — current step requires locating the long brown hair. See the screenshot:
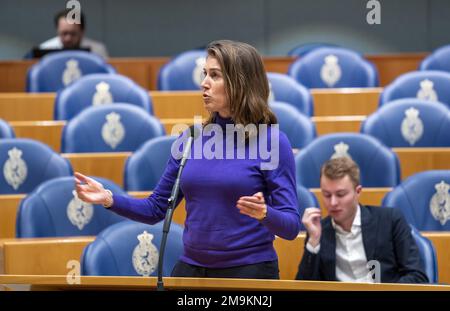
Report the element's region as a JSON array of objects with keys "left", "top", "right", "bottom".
[{"left": 204, "top": 40, "right": 277, "bottom": 130}]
